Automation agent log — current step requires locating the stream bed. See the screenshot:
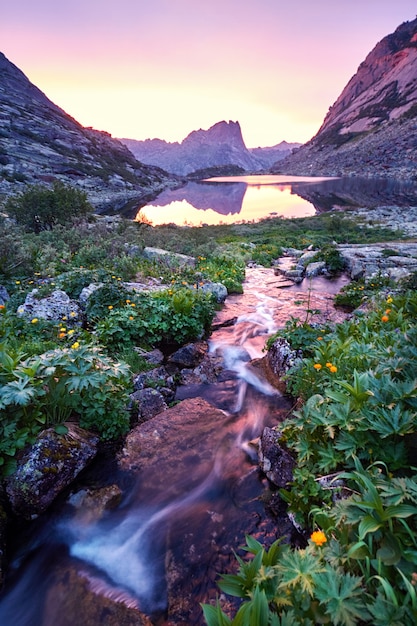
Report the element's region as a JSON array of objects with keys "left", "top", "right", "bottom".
[{"left": 0, "top": 265, "right": 349, "bottom": 625}]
